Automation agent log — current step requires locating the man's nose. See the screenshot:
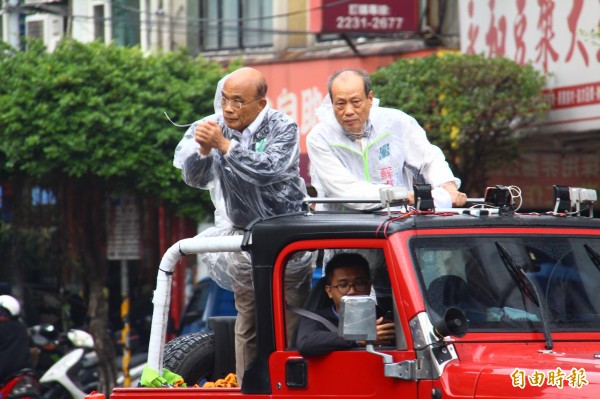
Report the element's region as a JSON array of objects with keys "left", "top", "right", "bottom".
[
  {"left": 342, "top": 103, "right": 355, "bottom": 115},
  {"left": 223, "top": 103, "right": 235, "bottom": 113}
]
